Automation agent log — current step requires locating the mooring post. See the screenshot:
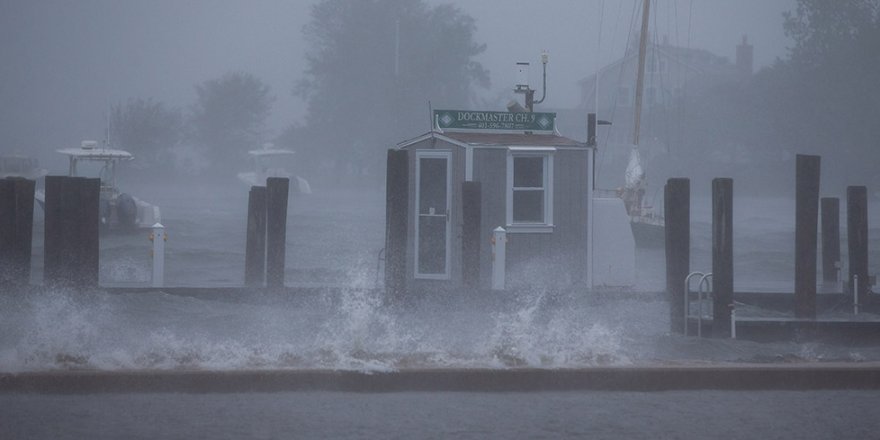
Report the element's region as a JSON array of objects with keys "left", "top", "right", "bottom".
[
  {"left": 820, "top": 197, "right": 840, "bottom": 284},
  {"left": 665, "top": 178, "right": 690, "bottom": 333},
  {"left": 491, "top": 227, "right": 507, "bottom": 290},
  {"left": 265, "top": 177, "right": 289, "bottom": 288},
  {"left": 78, "top": 177, "right": 100, "bottom": 289},
  {"left": 712, "top": 178, "right": 733, "bottom": 337},
  {"left": 244, "top": 186, "right": 267, "bottom": 287},
  {"left": 0, "top": 179, "right": 14, "bottom": 286},
  {"left": 847, "top": 186, "right": 868, "bottom": 306},
  {"left": 462, "top": 181, "right": 482, "bottom": 289},
  {"left": 150, "top": 223, "right": 165, "bottom": 288},
  {"left": 795, "top": 154, "right": 820, "bottom": 319},
  {"left": 44, "top": 176, "right": 100, "bottom": 289},
  {"left": 43, "top": 176, "right": 65, "bottom": 286},
  {"left": 384, "top": 149, "right": 409, "bottom": 298},
  {"left": 0, "top": 178, "right": 35, "bottom": 288}
]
